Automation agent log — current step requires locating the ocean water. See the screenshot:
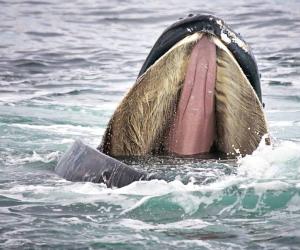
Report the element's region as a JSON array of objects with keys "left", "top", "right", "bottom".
[{"left": 0, "top": 0, "right": 300, "bottom": 249}]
